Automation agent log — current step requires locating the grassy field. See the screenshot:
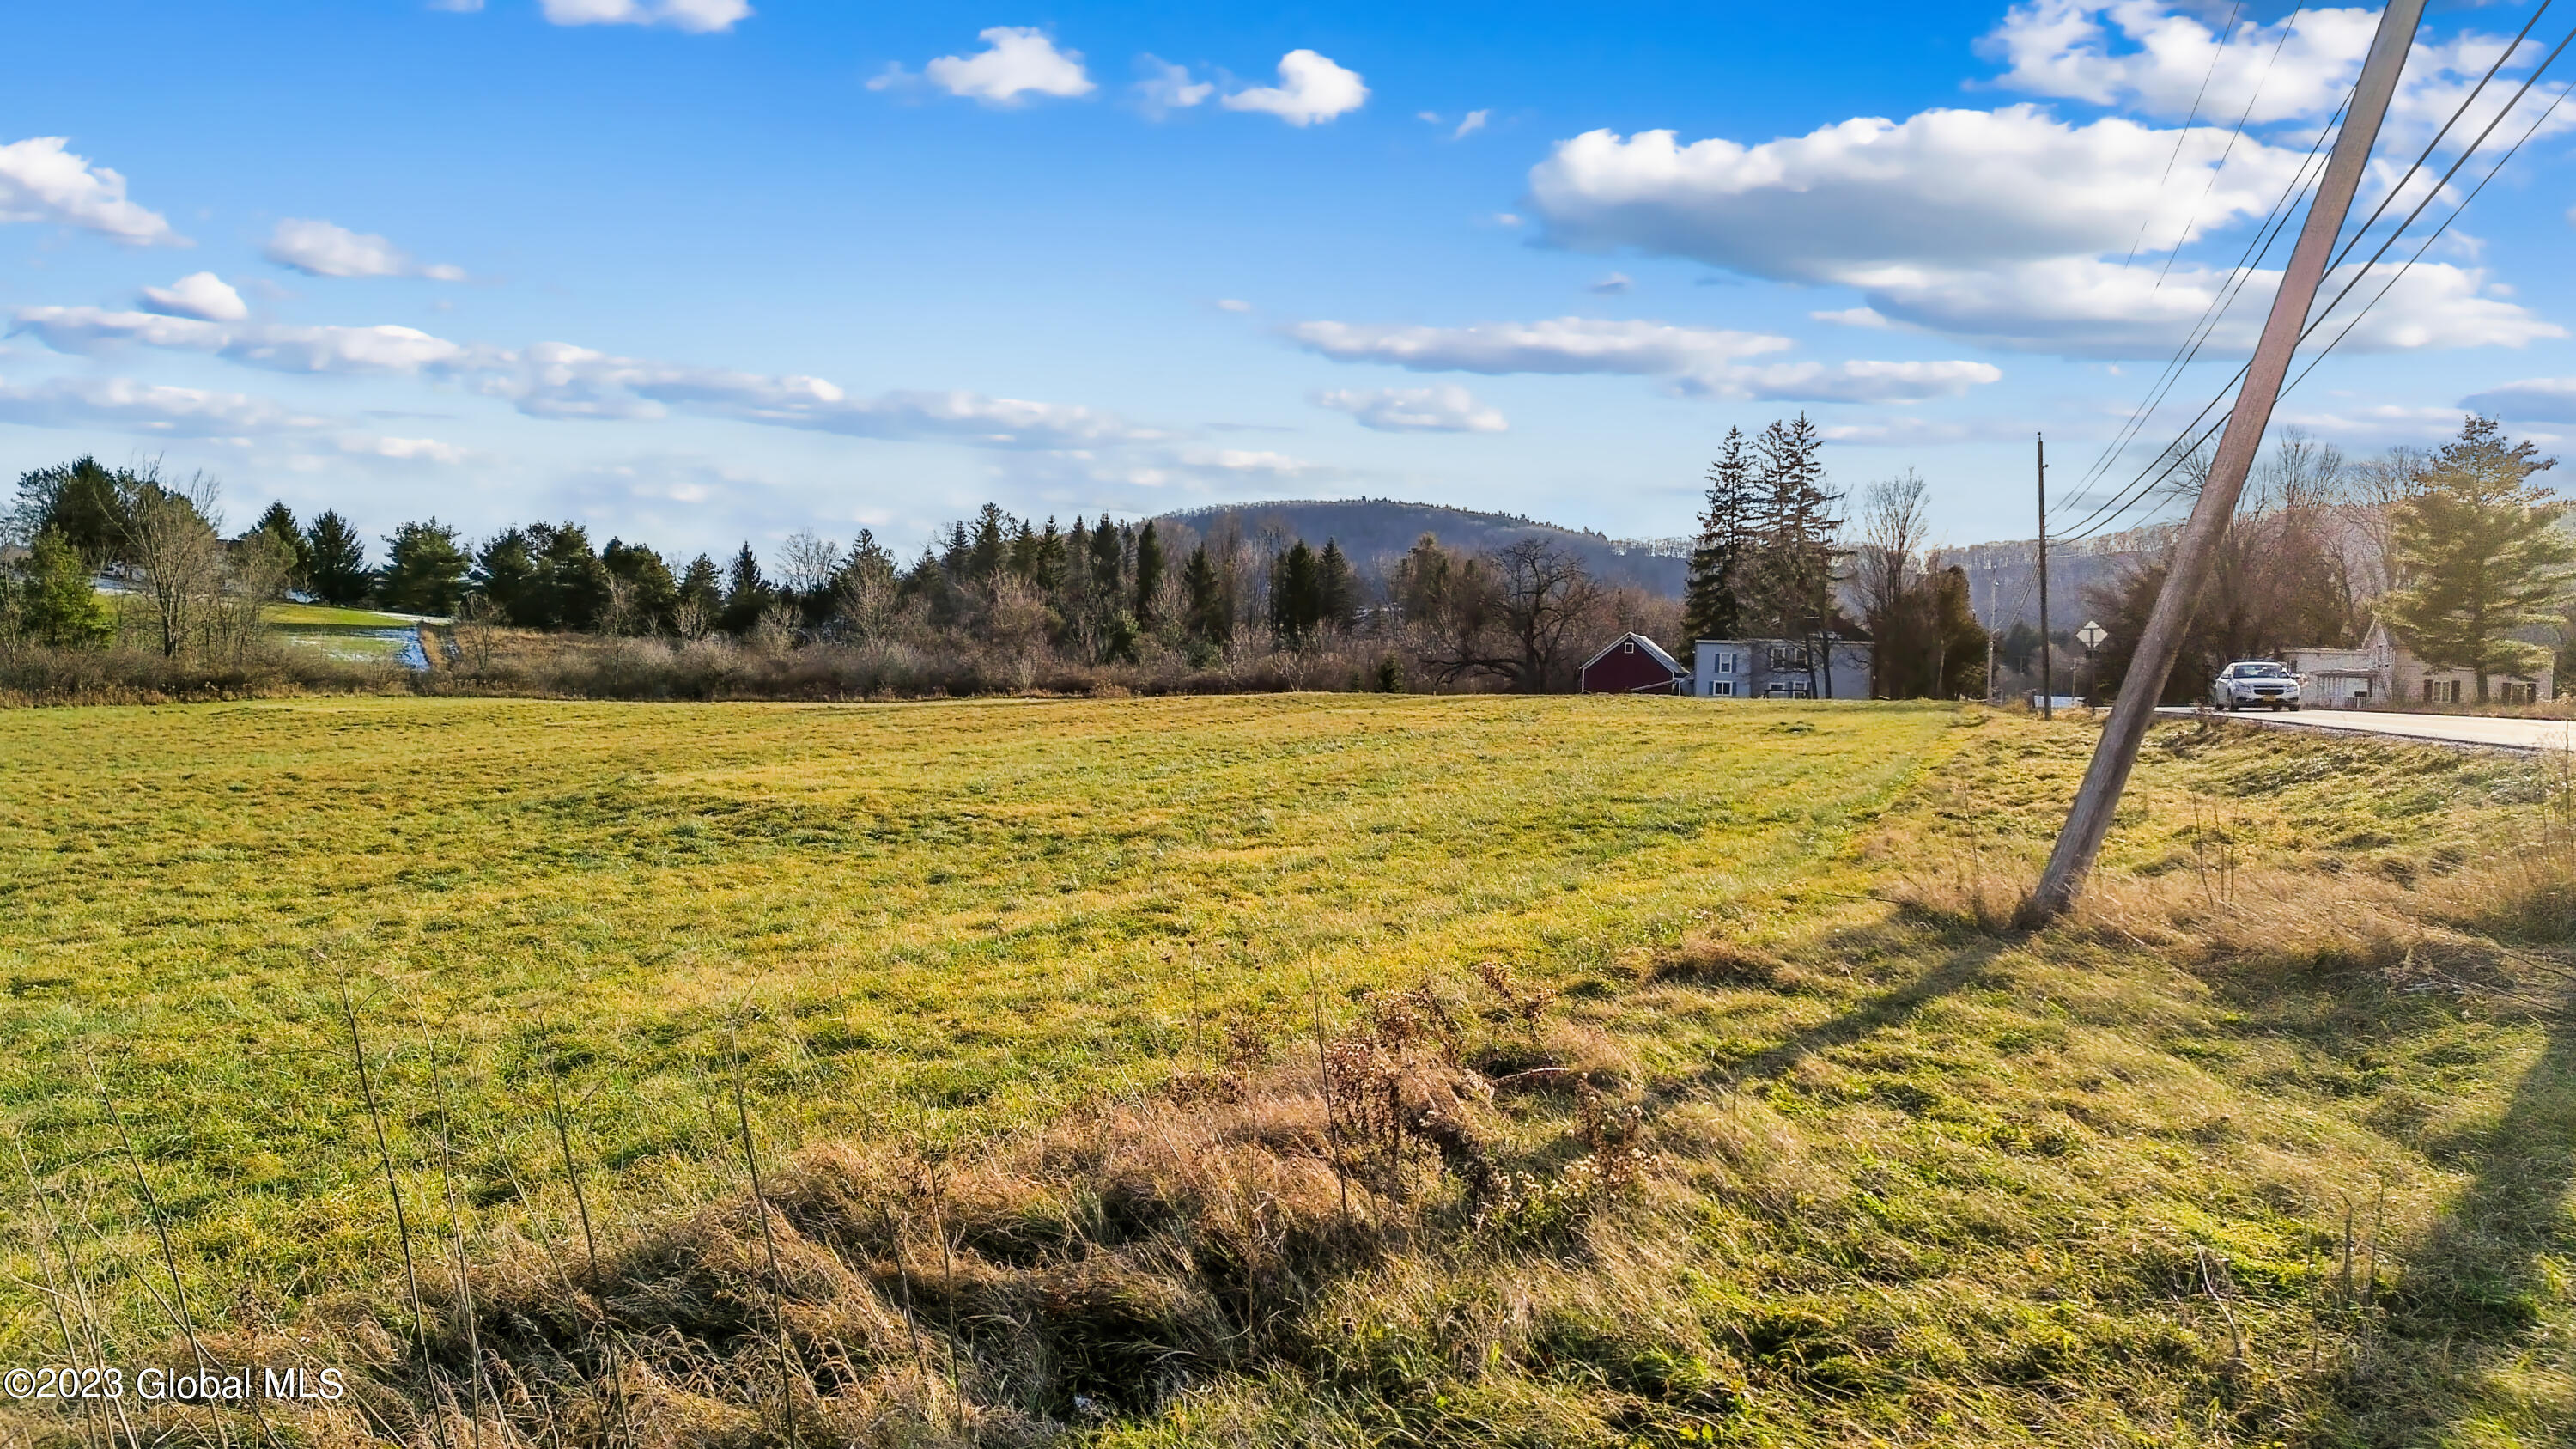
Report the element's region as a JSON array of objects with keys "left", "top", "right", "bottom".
[
  {"left": 260, "top": 604, "right": 433, "bottom": 629},
  {"left": 2, "top": 694, "right": 2570, "bottom": 1446}
]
